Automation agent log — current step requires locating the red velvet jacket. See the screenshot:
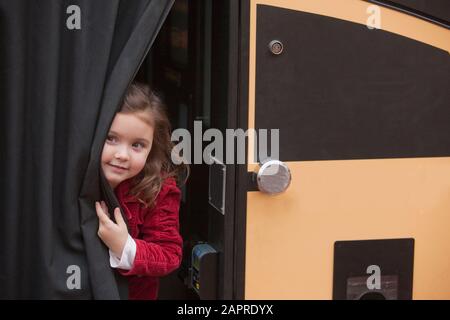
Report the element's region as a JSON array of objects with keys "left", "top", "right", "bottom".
[{"left": 114, "top": 177, "right": 183, "bottom": 300}]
